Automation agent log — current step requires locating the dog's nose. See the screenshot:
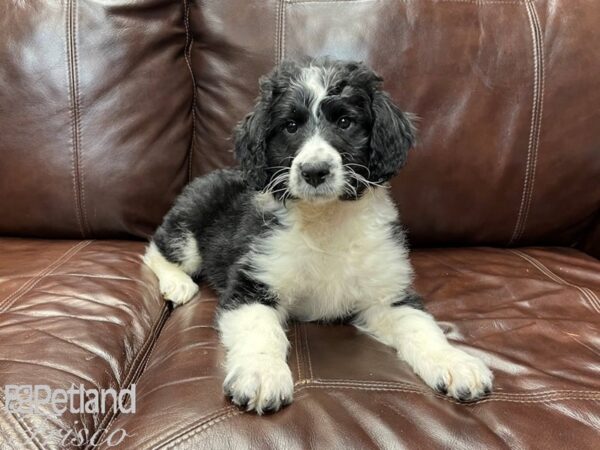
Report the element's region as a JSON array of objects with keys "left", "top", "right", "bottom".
[{"left": 300, "top": 162, "right": 331, "bottom": 187}]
